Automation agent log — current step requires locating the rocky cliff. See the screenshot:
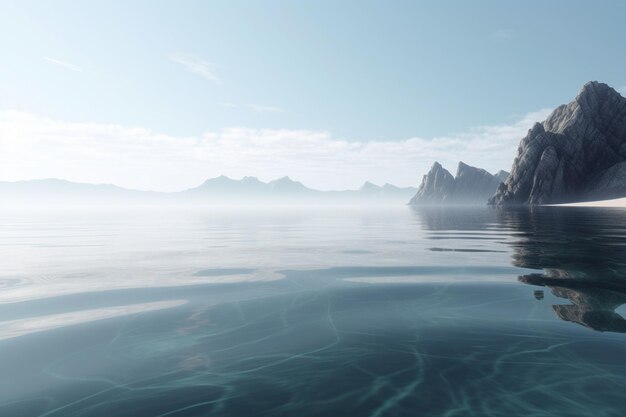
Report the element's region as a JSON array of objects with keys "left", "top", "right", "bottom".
[
  {"left": 490, "top": 81, "right": 626, "bottom": 205},
  {"left": 409, "top": 162, "right": 508, "bottom": 205}
]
